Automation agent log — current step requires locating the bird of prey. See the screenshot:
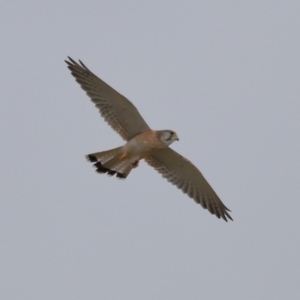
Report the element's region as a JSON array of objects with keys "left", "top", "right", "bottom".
[{"left": 65, "top": 57, "right": 233, "bottom": 221}]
